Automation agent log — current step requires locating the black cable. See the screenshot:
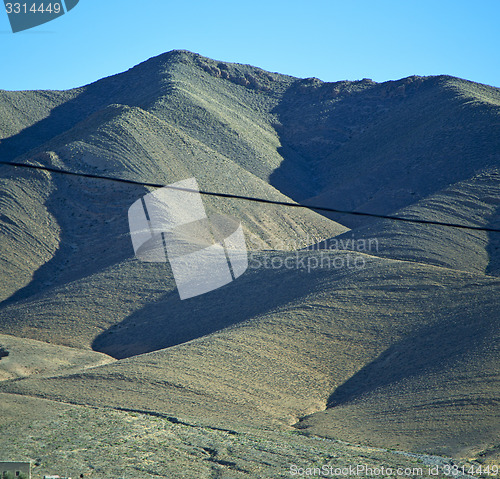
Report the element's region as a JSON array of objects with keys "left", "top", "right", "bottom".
[{"left": 1, "top": 160, "right": 500, "bottom": 233}]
